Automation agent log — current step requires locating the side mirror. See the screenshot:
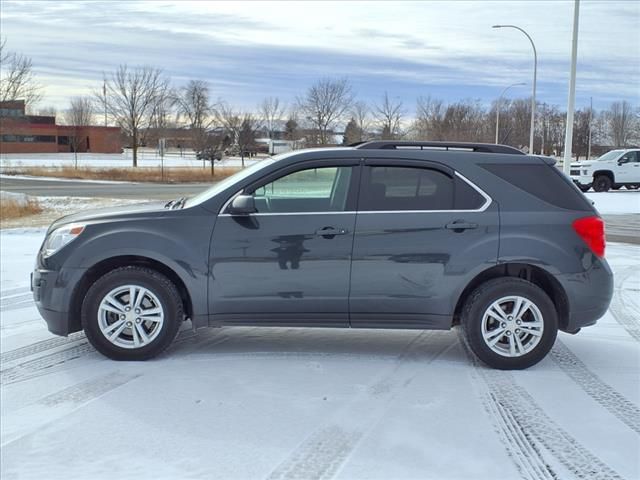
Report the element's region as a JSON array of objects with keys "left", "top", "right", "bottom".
[{"left": 228, "top": 194, "right": 256, "bottom": 215}]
